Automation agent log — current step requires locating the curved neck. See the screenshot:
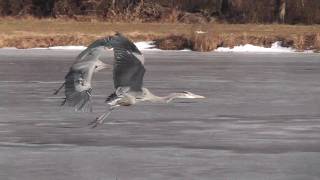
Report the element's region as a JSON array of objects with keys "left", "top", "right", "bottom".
[{"left": 76, "top": 47, "right": 103, "bottom": 61}]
